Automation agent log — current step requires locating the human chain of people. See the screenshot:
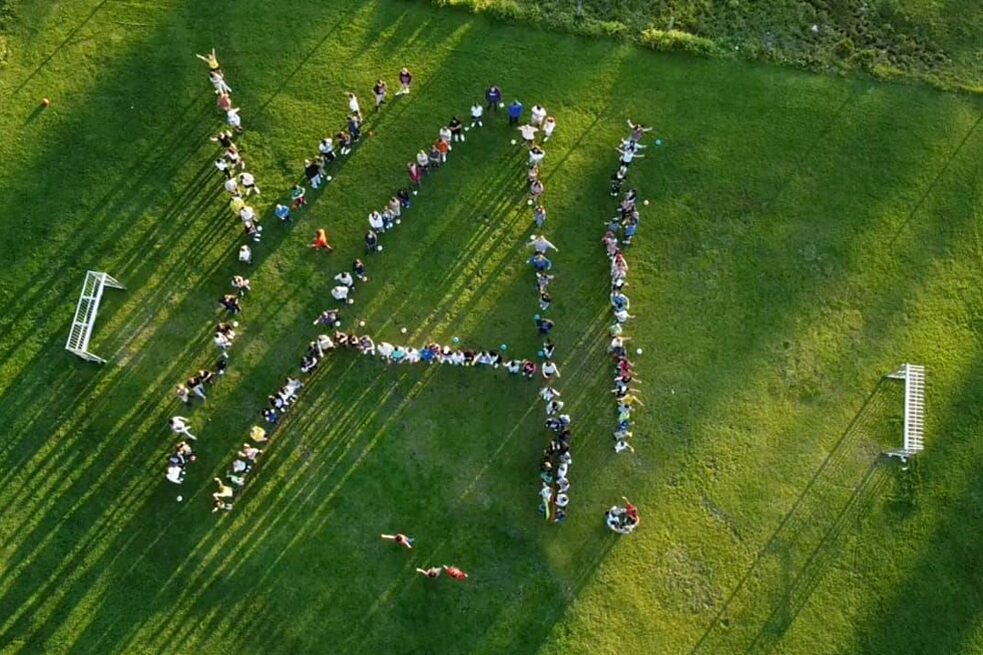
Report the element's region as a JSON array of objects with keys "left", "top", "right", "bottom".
[{"left": 165, "top": 50, "right": 646, "bottom": 541}]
